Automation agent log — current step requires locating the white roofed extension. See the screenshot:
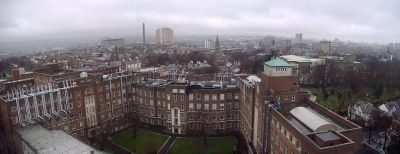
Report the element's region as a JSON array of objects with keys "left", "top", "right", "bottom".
[
  {"left": 17, "top": 125, "right": 105, "bottom": 154},
  {"left": 281, "top": 55, "right": 310, "bottom": 62},
  {"left": 246, "top": 75, "right": 261, "bottom": 83},
  {"left": 290, "top": 107, "right": 337, "bottom": 132}
]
